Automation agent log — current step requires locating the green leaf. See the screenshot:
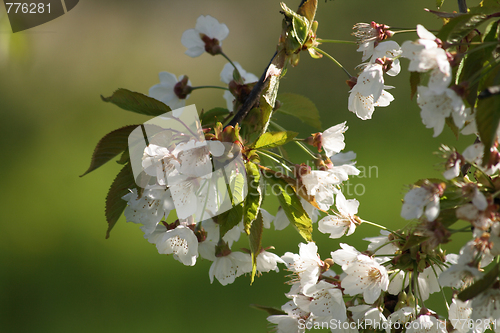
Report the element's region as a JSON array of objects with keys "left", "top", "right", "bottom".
[
  {"left": 200, "top": 107, "right": 230, "bottom": 126},
  {"left": 266, "top": 173, "right": 313, "bottom": 242},
  {"left": 252, "top": 131, "right": 298, "bottom": 150},
  {"left": 250, "top": 304, "right": 286, "bottom": 316},
  {"left": 217, "top": 203, "right": 244, "bottom": 239},
  {"left": 297, "top": 0, "right": 317, "bottom": 23},
  {"left": 249, "top": 212, "right": 264, "bottom": 284},
  {"left": 445, "top": 115, "right": 460, "bottom": 140},
  {"left": 101, "top": 89, "right": 172, "bottom": 117},
  {"left": 230, "top": 172, "right": 247, "bottom": 205},
  {"left": 459, "top": 23, "right": 498, "bottom": 107},
  {"left": 410, "top": 72, "right": 421, "bottom": 100},
  {"left": 116, "top": 149, "right": 130, "bottom": 165},
  {"left": 277, "top": 93, "right": 322, "bottom": 129},
  {"left": 458, "top": 263, "right": 500, "bottom": 301},
  {"left": 438, "top": 13, "right": 489, "bottom": 45},
  {"left": 477, "top": 93, "right": 500, "bottom": 166},
  {"left": 80, "top": 125, "right": 138, "bottom": 177},
  {"left": 293, "top": 15, "right": 309, "bottom": 45},
  {"left": 436, "top": 0, "right": 445, "bottom": 8},
  {"left": 244, "top": 162, "right": 262, "bottom": 235},
  {"left": 105, "top": 163, "right": 136, "bottom": 239}
]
